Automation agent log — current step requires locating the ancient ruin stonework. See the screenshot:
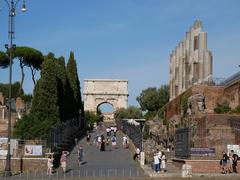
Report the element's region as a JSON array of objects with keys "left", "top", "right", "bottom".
[
  {"left": 169, "top": 20, "right": 213, "bottom": 101},
  {"left": 83, "top": 79, "right": 128, "bottom": 120}
]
